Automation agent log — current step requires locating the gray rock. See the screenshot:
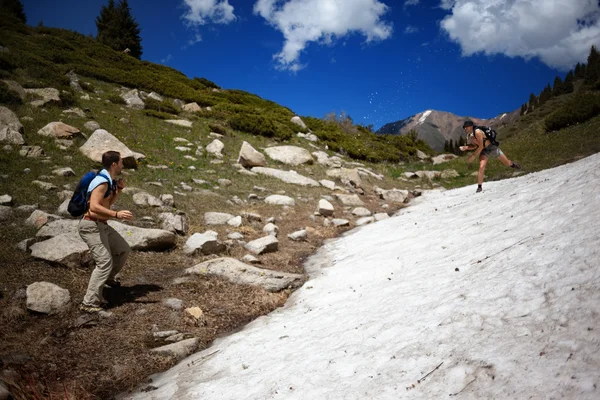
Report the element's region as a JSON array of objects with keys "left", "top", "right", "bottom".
[
  {"left": 441, "top": 169, "right": 460, "bottom": 179},
  {"left": 133, "top": 191, "right": 163, "bottom": 207},
  {"left": 218, "top": 178, "right": 232, "bottom": 187},
  {"left": 416, "top": 150, "right": 429, "bottom": 160},
  {"left": 332, "top": 219, "right": 350, "bottom": 227},
  {"left": 19, "top": 146, "right": 44, "bottom": 157},
  {"left": 57, "top": 198, "right": 71, "bottom": 217},
  {"left": 432, "top": 153, "right": 459, "bottom": 165},
  {"left": 0, "top": 194, "right": 12, "bottom": 206},
  {"left": 0, "top": 205, "right": 12, "bottom": 221},
  {"left": 356, "top": 216, "right": 375, "bottom": 226},
  {"left": 297, "top": 132, "right": 318, "bottom": 142},
  {"left": 227, "top": 232, "right": 244, "bottom": 240},
  {"left": 206, "top": 139, "right": 224, "bottom": 158},
  {"left": 164, "top": 119, "right": 194, "bottom": 128},
  {"left": 32, "top": 180, "right": 57, "bottom": 191},
  {"left": 37, "top": 122, "right": 81, "bottom": 139},
  {"left": 84, "top": 120, "right": 101, "bottom": 131},
  {"left": 204, "top": 212, "right": 235, "bottom": 225},
  {"left": 374, "top": 213, "right": 390, "bottom": 221},
  {"left": 62, "top": 107, "right": 86, "bottom": 118},
  {"left": 334, "top": 194, "right": 364, "bottom": 206},
  {"left": 290, "top": 116, "right": 307, "bottom": 129},
  {"left": 242, "top": 254, "right": 260, "bottom": 264},
  {"left": 326, "top": 168, "right": 362, "bottom": 188},
  {"left": 182, "top": 102, "right": 201, "bottom": 112},
  {"left": 288, "top": 229, "right": 307, "bottom": 241},
  {"left": 26, "top": 281, "right": 70, "bottom": 315},
  {"left": 79, "top": 129, "right": 144, "bottom": 169},
  {"left": 319, "top": 179, "right": 336, "bottom": 190},
  {"left": 30, "top": 232, "right": 91, "bottom": 268},
  {"left": 264, "top": 145, "right": 313, "bottom": 166},
  {"left": 227, "top": 216, "right": 242, "bottom": 227},
  {"left": 183, "top": 231, "right": 226, "bottom": 256},
  {"left": 150, "top": 338, "right": 199, "bottom": 360},
  {"left": 378, "top": 189, "right": 409, "bottom": 203},
  {"left": 147, "top": 92, "right": 163, "bottom": 102},
  {"left": 121, "top": 89, "right": 145, "bottom": 109},
  {"left": 318, "top": 199, "right": 335, "bottom": 216},
  {"left": 352, "top": 207, "right": 372, "bottom": 217},
  {"left": 265, "top": 195, "right": 295, "bottom": 206},
  {"left": 262, "top": 222, "right": 279, "bottom": 237},
  {"left": 251, "top": 167, "right": 320, "bottom": 187},
  {"left": 17, "top": 237, "right": 36, "bottom": 252},
  {"left": 2, "top": 79, "right": 26, "bottom": 99},
  {"left": 153, "top": 330, "right": 179, "bottom": 338},
  {"left": 186, "top": 257, "right": 304, "bottom": 292},
  {"left": 24, "top": 87, "right": 60, "bottom": 106},
  {"left": 160, "top": 194, "right": 174, "bottom": 207},
  {"left": 109, "top": 221, "right": 176, "bottom": 251},
  {"left": 163, "top": 298, "right": 183, "bottom": 310},
  {"left": 52, "top": 167, "right": 75, "bottom": 177},
  {"left": 237, "top": 141, "right": 267, "bottom": 168},
  {"left": 402, "top": 172, "right": 418, "bottom": 179},
  {"left": 241, "top": 212, "right": 262, "bottom": 222},
  {"left": 245, "top": 235, "right": 279, "bottom": 255},
  {"left": 415, "top": 170, "right": 441, "bottom": 180},
  {"left": 35, "top": 217, "right": 77, "bottom": 237},
  {"left": 0, "top": 106, "right": 24, "bottom": 145},
  {"left": 158, "top": 212, "right": 188, "bottom": 235}
]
